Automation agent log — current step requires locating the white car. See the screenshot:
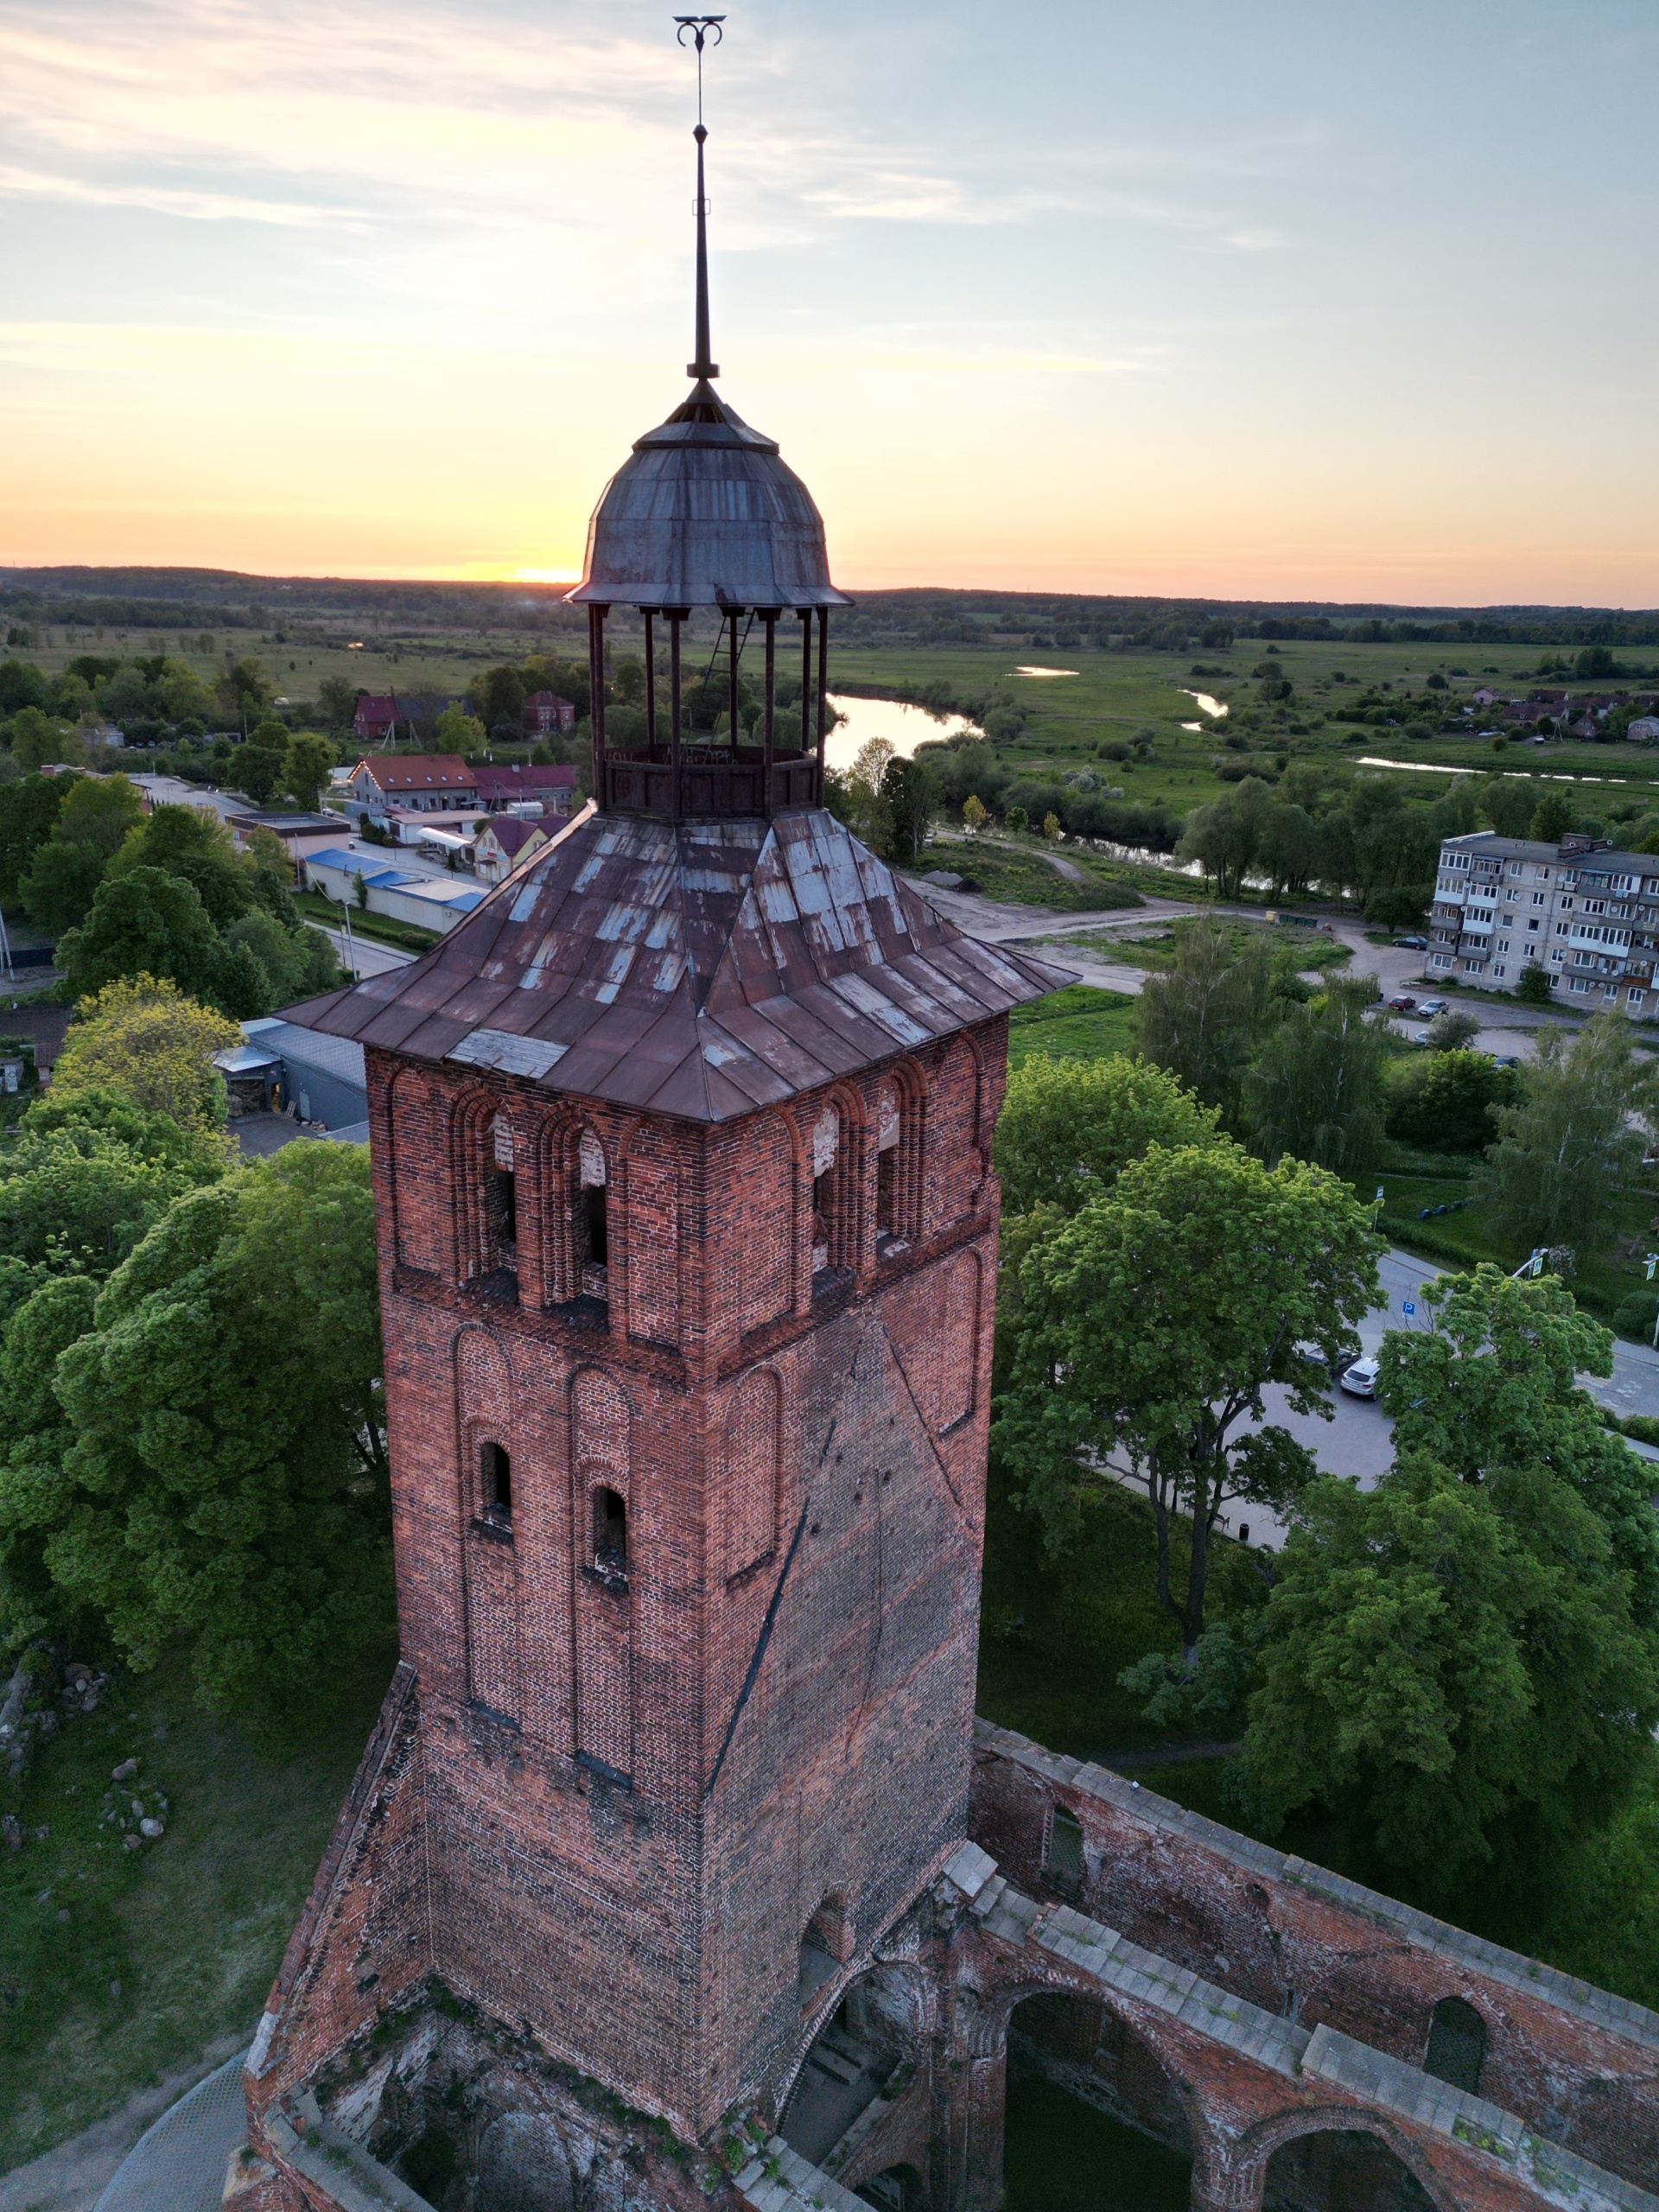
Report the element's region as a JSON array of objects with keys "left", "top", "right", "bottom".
[
  {"left": 1418, "top": 998, "right": 1448, "bottom": 1017},
  {"left": 1338, "top": 1357, "right": 1380, "bottom": 1399}
]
